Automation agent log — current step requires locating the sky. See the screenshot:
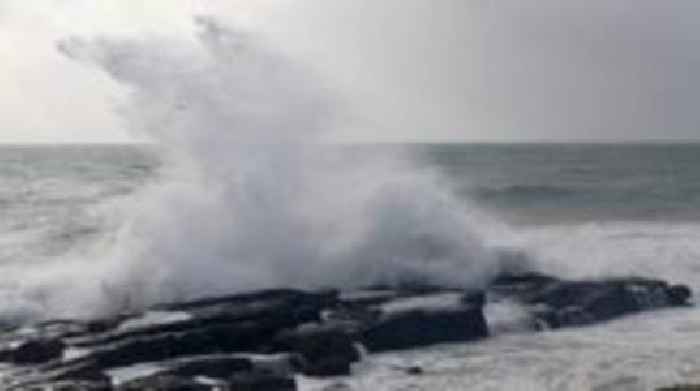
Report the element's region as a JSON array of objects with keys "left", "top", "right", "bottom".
[{"left": 2, "top": 0, "right": 700, "bottom": 143}]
